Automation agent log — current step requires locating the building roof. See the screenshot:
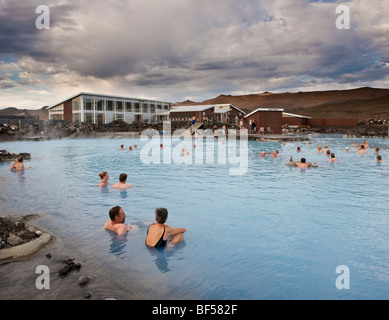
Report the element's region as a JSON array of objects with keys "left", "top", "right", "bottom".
[
  {"left": 282, "top": 112, "right": 312, "bottom": 119},
  {"left": 156, "top": 111, "right": 171, "bottom": 116},
  {"left": 170, "top": 105, "right": 215, "bottom": 113},
  {"left": 214, "top": 109, "right": 230, "bottom": 114},
  {"left": 244, "top": 108, "right": 284, "bottom": 118},
  {"left": 171, "top": 104, "right": 246, "bottom": 115},
  {"left": 48, "top": 92, "right": 170, "bottom": 109}
]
